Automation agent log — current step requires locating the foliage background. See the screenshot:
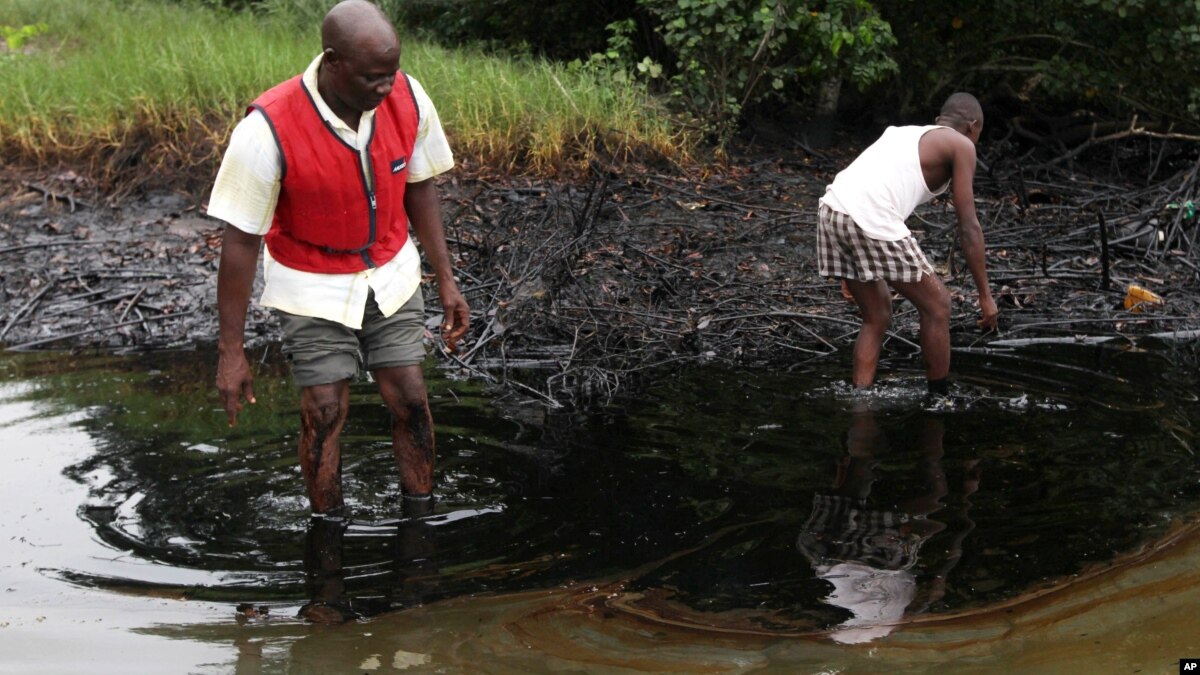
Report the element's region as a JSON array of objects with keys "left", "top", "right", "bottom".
[
  {"left": 390, "top": 0, "right": 1200, "bottom": 141},
  {"left": 1, "top": 0, "right": 1196, "bottom": 186},
  {"left": 0, "top": 0, "right": 686, "bottom": 187}
]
